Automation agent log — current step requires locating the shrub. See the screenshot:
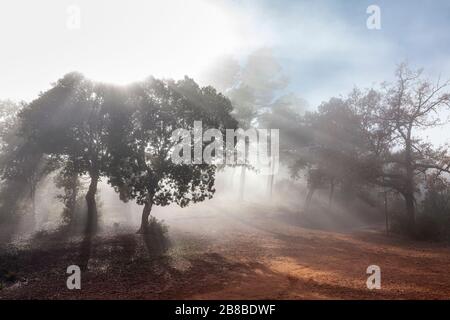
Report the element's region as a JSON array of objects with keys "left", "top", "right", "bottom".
[
  {"left": 391, "top": 211, "right": 446, "bottom": 241},
  {"left": 413, "top": 214, "right": 442, "bottom": 241},
  {"left": 0, "top": 269, "right": 17, "bottom": 283},
  {"left": 142, "top": 216, "right": 170, "bottom": 256}
]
